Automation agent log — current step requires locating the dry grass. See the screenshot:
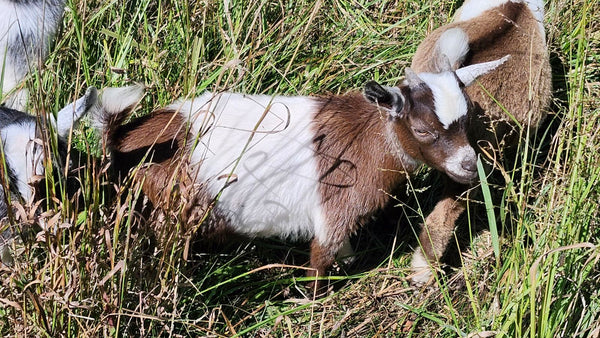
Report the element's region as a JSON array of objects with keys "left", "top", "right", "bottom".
[{"left": 0, "top": 0, "right": 598, "bottom": 336}]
